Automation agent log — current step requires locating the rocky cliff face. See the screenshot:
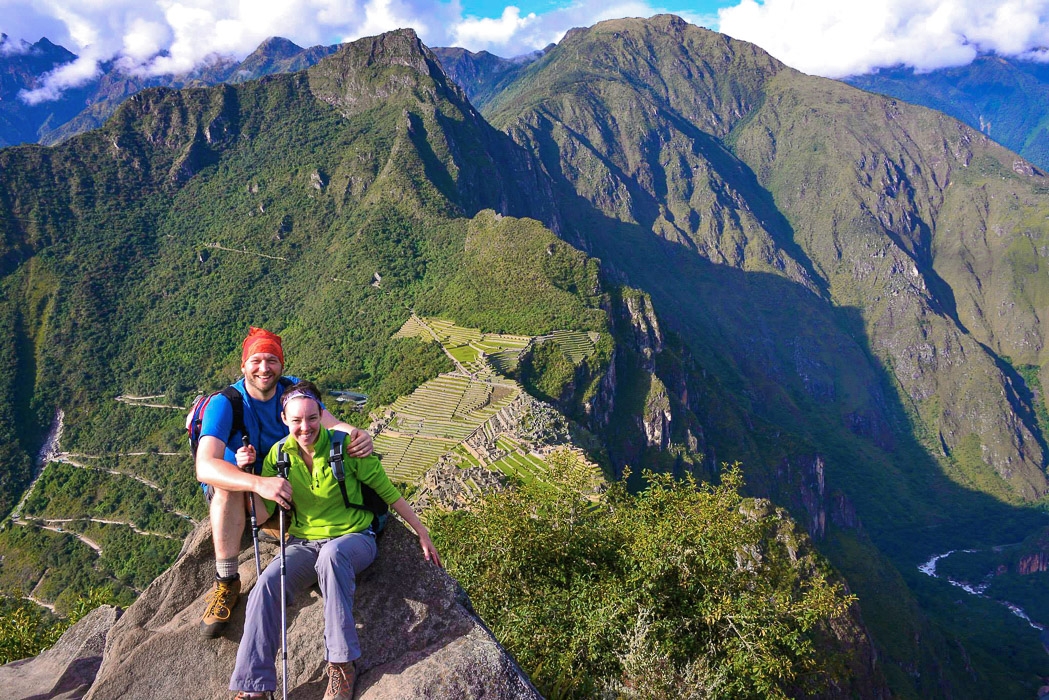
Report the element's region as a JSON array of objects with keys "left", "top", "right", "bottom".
[
  {"left": 1016, "top": 551, "right": 1049, "bottom": 575},
  {"left": 0, "top": 520, "right": 538, "bottom": 700}
]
